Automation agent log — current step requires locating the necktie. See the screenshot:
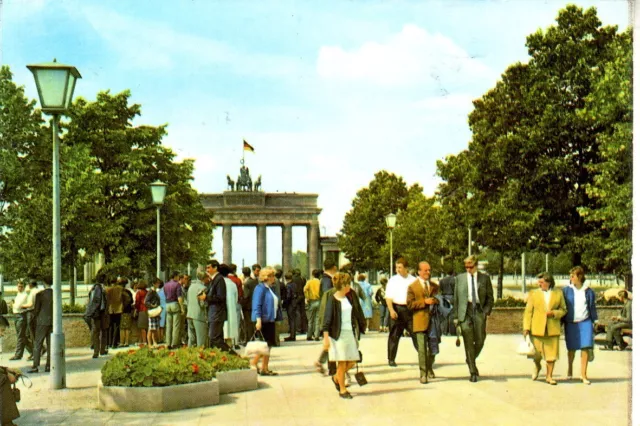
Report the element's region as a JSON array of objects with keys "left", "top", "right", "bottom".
[{"left": 471, "top": 274, "right": 477, "bottom": 311}]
